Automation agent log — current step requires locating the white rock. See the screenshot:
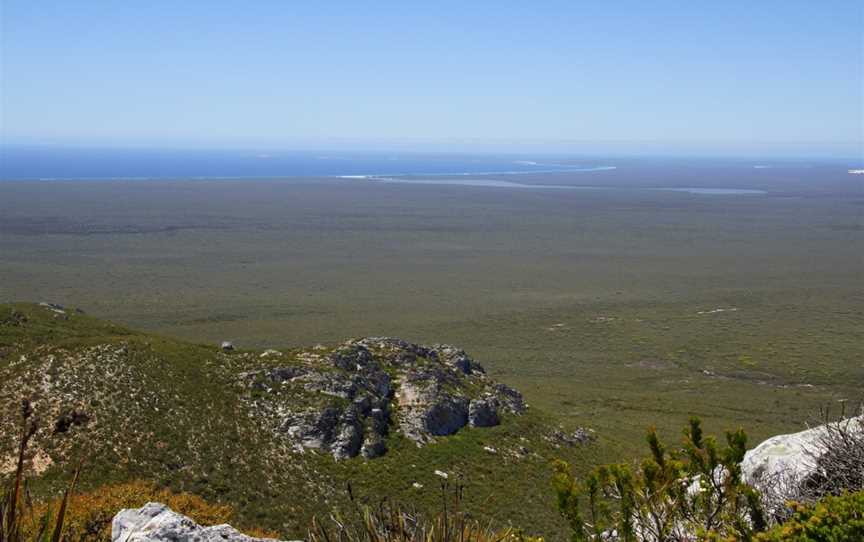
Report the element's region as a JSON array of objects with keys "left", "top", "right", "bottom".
[
  {"left": 741, "top": 415, "right": 864, "bottom": 489},
  {"left": 112, "top": 502, "right": 297, "bottom": 542}
]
